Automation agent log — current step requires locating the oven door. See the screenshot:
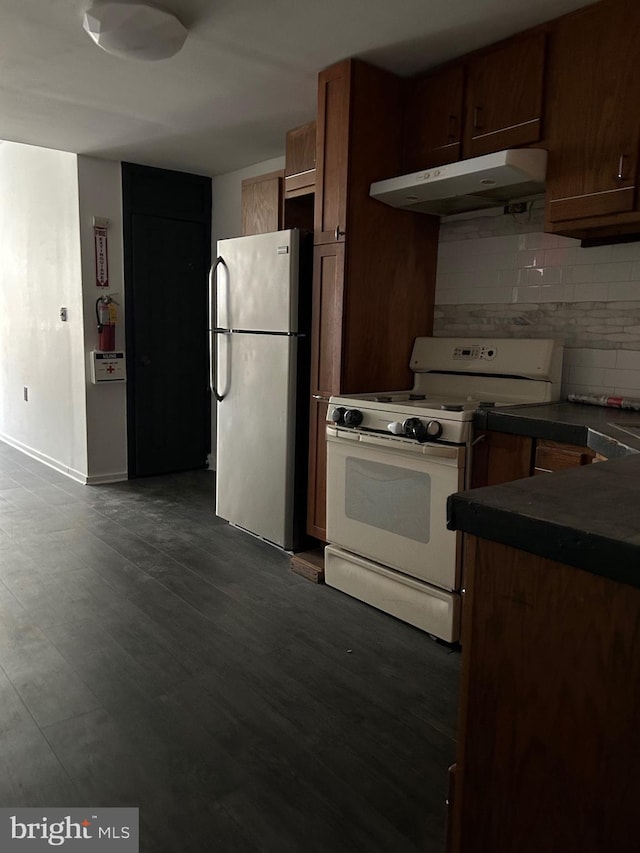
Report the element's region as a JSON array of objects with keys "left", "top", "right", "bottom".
[{"left": 326, "top": 427, "right": 465, "bottom": 590}]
